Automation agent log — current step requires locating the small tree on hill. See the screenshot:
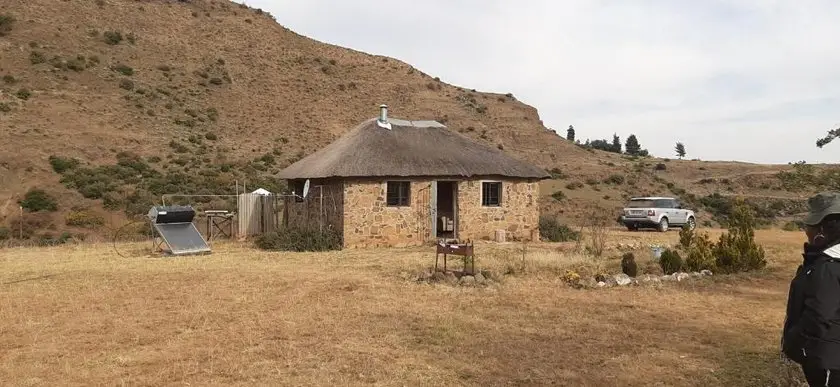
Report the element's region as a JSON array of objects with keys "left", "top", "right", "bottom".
[
  {"left": 625, "top": 134, "right": 642, "bottom": 156},
  {"left": 19, "top": 188, "right": 58, "bottom": 212},
  {"left": 566, "top": 125, "right": 575, "bottom": 142},
  {"left": 817, "top": 126, "right": 840, "bottom": 148},
  {"left": 611, "top": 133, "right": 622, "bottom": 153},
  {"left": 675, "top": 142, "right": 686, "bottom": 159}
]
